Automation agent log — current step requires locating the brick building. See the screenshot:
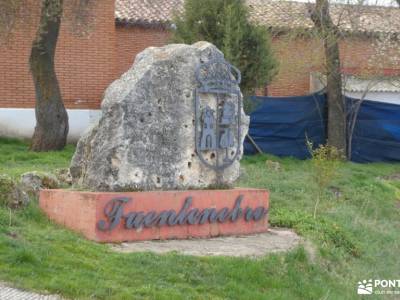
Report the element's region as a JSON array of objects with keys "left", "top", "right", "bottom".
[{"left": 0, "top": 0, "right": 399, "bottom": 140}]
